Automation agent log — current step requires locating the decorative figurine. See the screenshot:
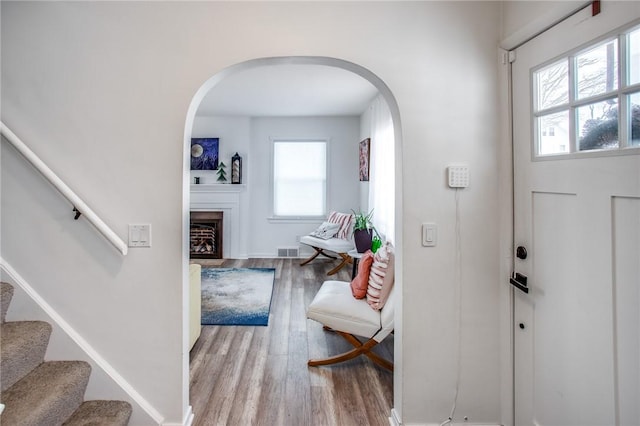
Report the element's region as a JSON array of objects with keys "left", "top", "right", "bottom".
[{"left": 231, "top": 152, "right": 242, "bottom": 184}]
